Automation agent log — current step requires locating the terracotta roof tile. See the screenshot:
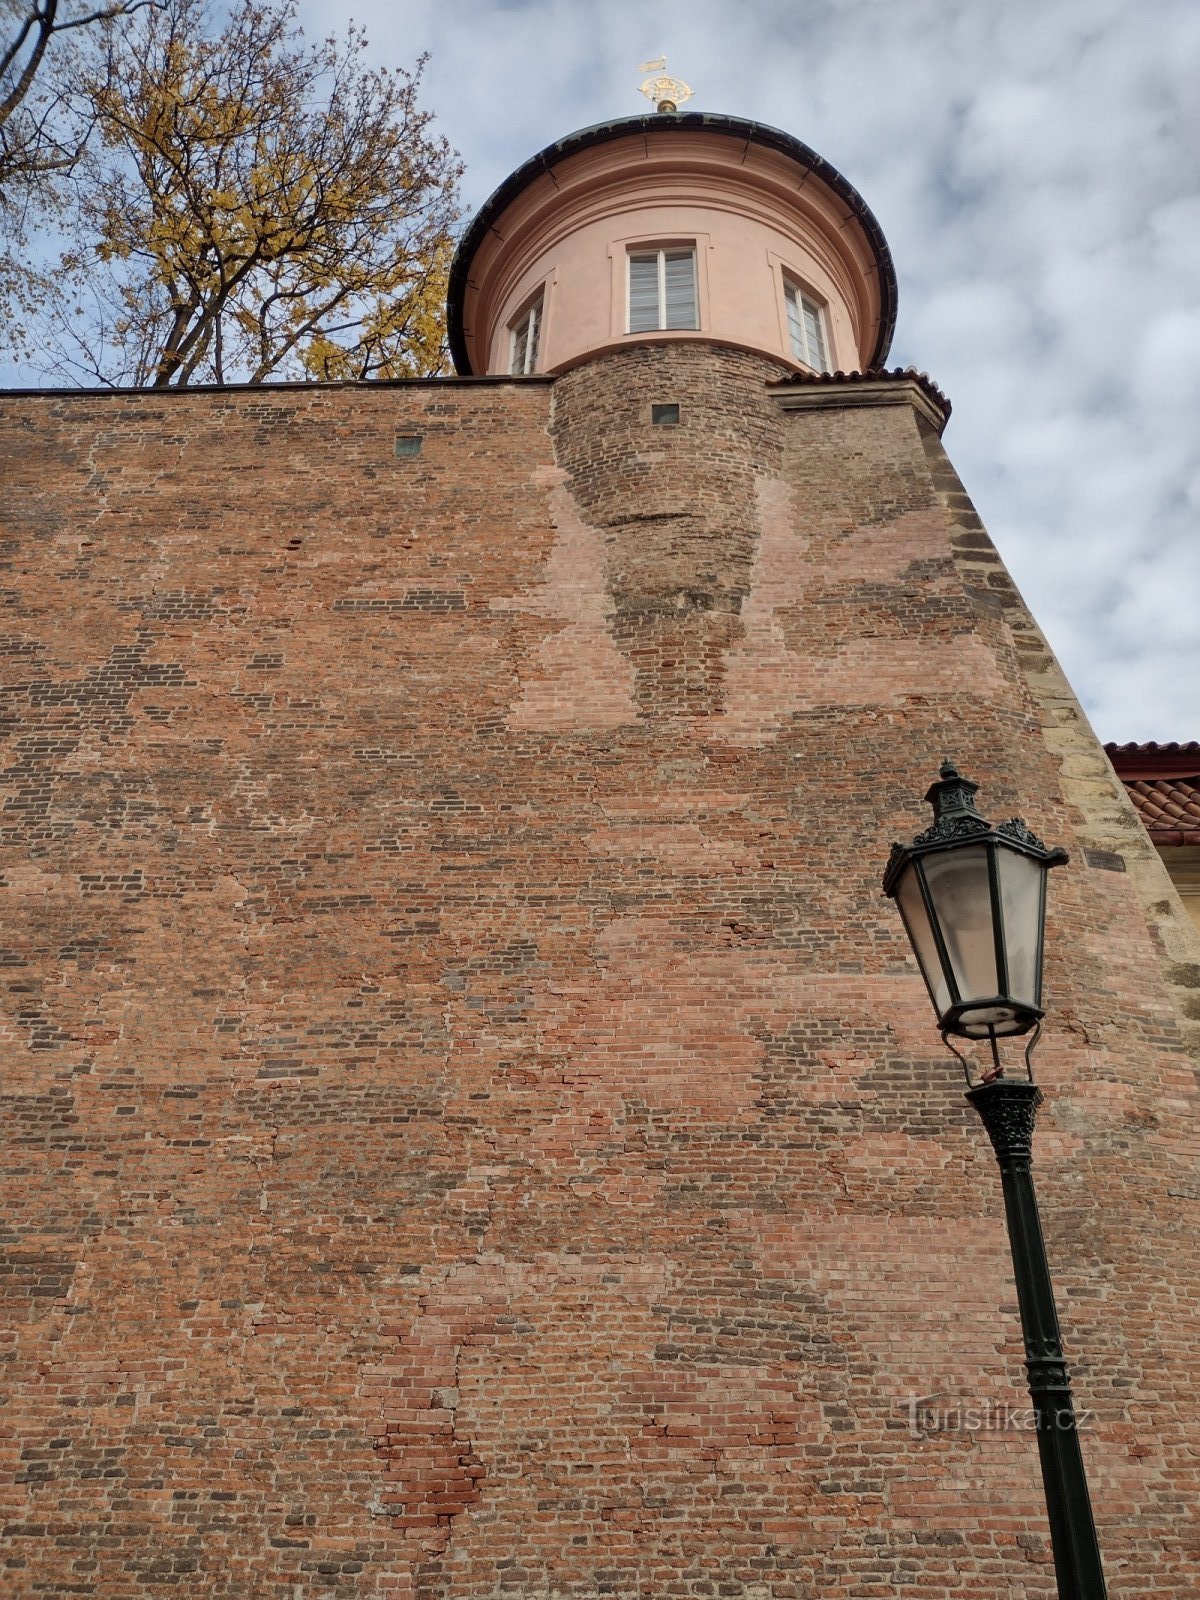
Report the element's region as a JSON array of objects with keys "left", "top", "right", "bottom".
[
  {"left": 1123, "top": 778, "right": 1200, "bottom": 844},
  {"left": 1106, "top": 743, "right": 1200, "bottom": 845},
  {"left": 1105, "top": 740, "right": 1200, "bottom": 761}
]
